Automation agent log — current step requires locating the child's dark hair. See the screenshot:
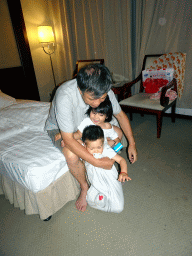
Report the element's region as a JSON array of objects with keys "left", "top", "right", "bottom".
[
  {"left": 86, "top": 95, "right": 113, "bottom": 122},
  {"left": 82, "top": 125, "right": 104, "bottom": 143}
]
